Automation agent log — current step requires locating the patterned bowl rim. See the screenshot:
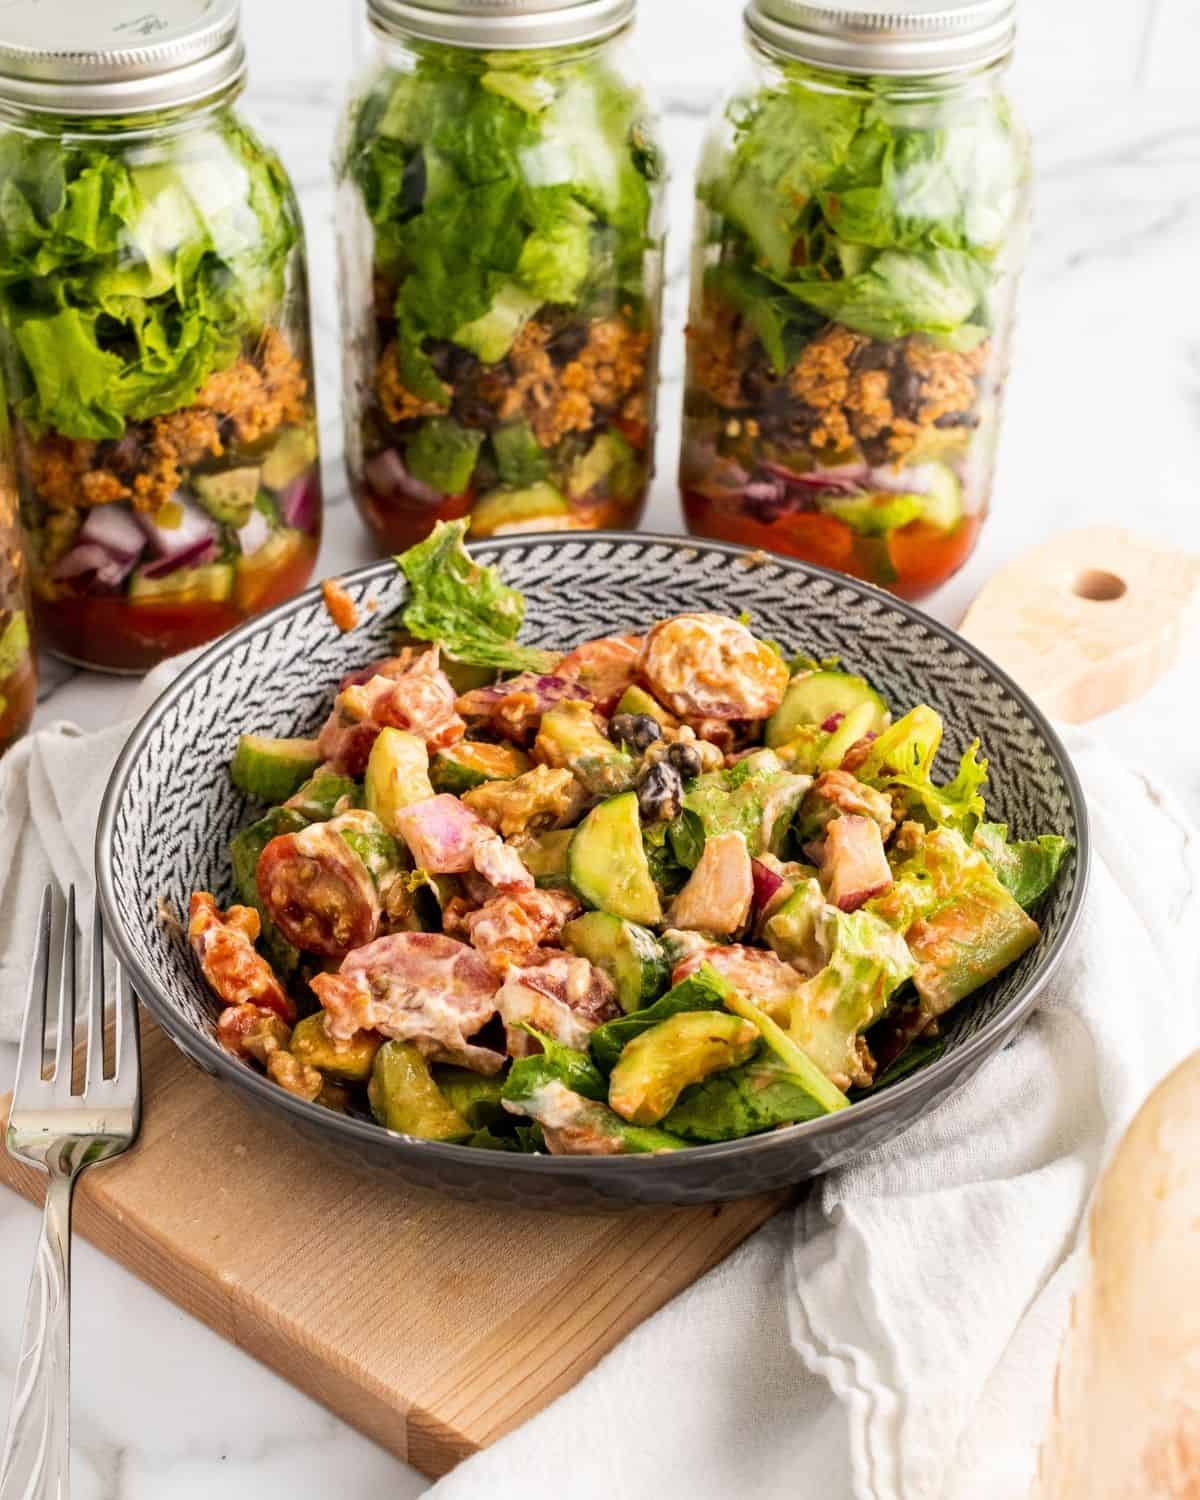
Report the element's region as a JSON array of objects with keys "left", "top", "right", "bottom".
[{"left": 95, "top": 532, "right": 1091, "bottom": 1177}]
